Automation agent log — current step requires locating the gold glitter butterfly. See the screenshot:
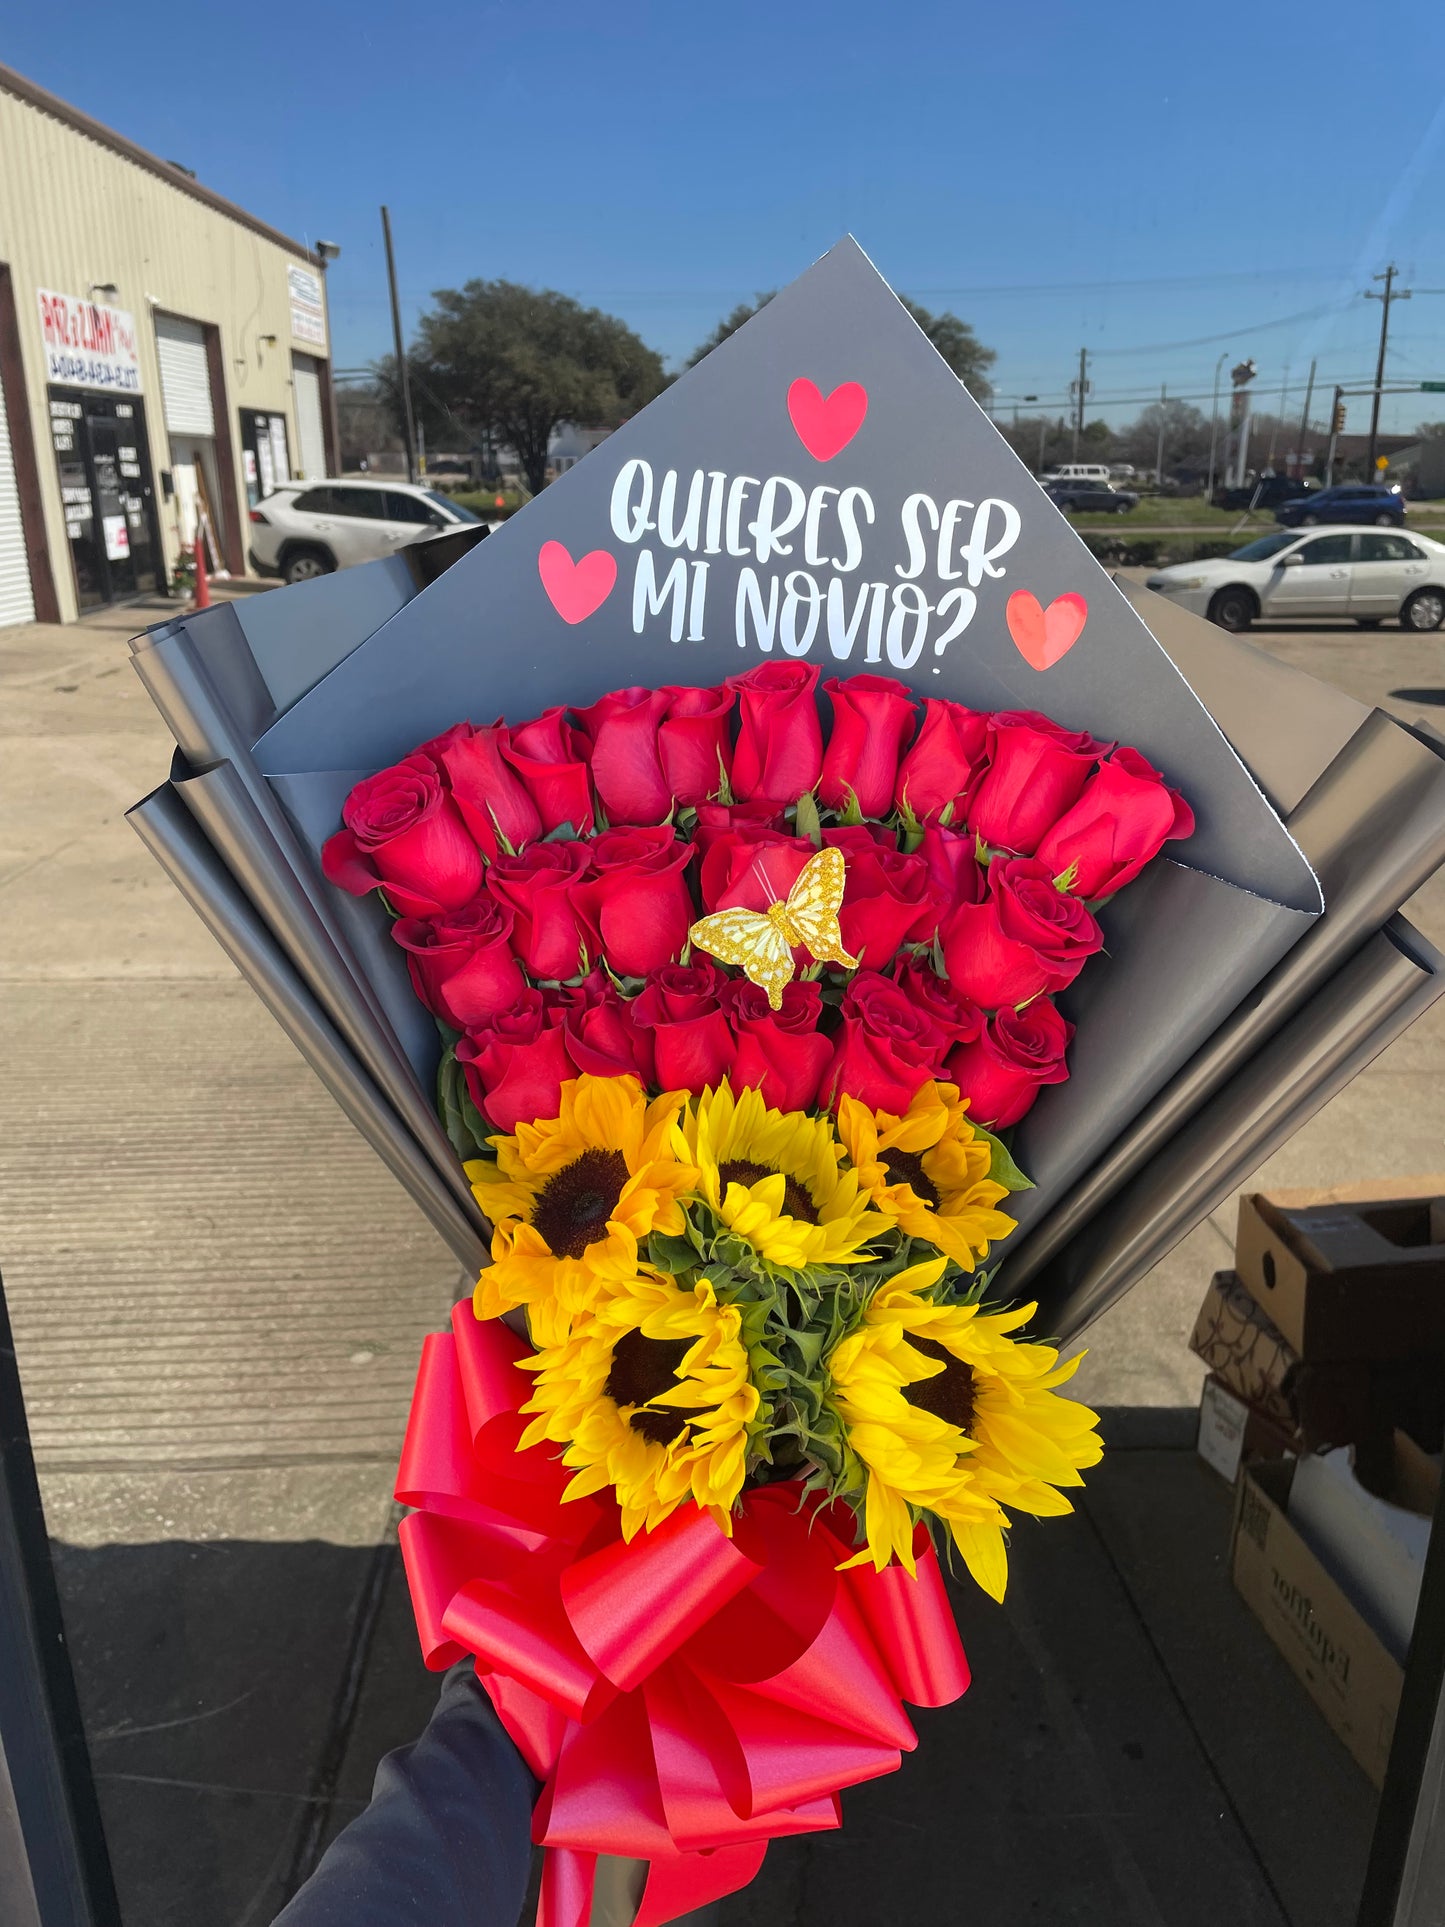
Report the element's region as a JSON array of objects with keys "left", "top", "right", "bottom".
[{"left": 689, "top": 846, "right": 859, "bottom": 1009}]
